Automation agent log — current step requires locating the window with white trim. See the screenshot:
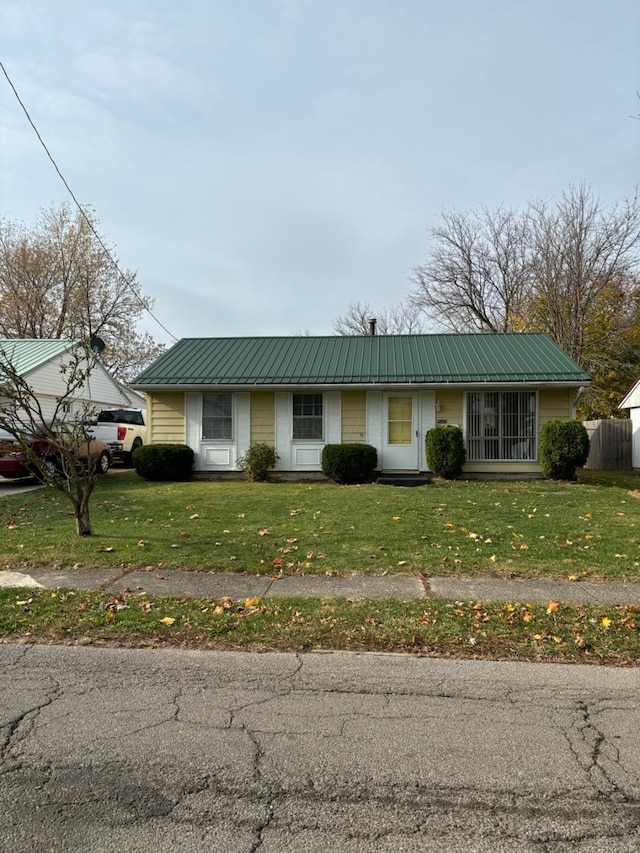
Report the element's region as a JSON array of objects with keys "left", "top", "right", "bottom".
[
  {"left": 292, "top": 393, "right": 323, "bottom": 440},
  {"left": 202, "top": 393, "right": 232, "bottom": 440},
  {"left": 467, "top": 391, "right": 536, "bottom": 461}
]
